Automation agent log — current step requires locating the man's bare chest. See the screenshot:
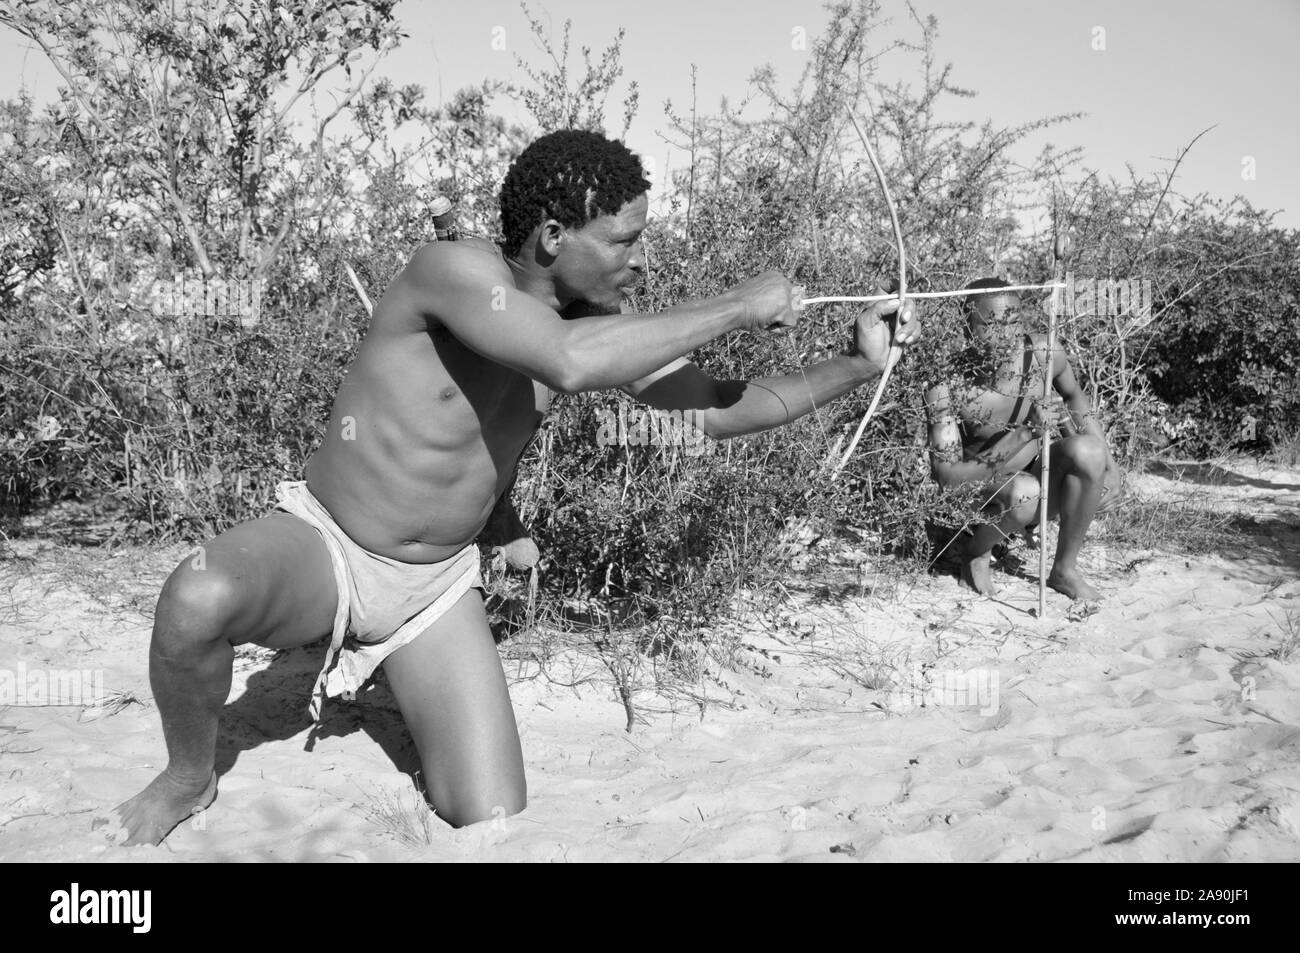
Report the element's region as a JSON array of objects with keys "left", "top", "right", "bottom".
[
  {"left": 956, "top": 375, "right": 1035, "bottom": 442},
  {"left": 425, "top": 324, "right": 548, "bottom": 435}
]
